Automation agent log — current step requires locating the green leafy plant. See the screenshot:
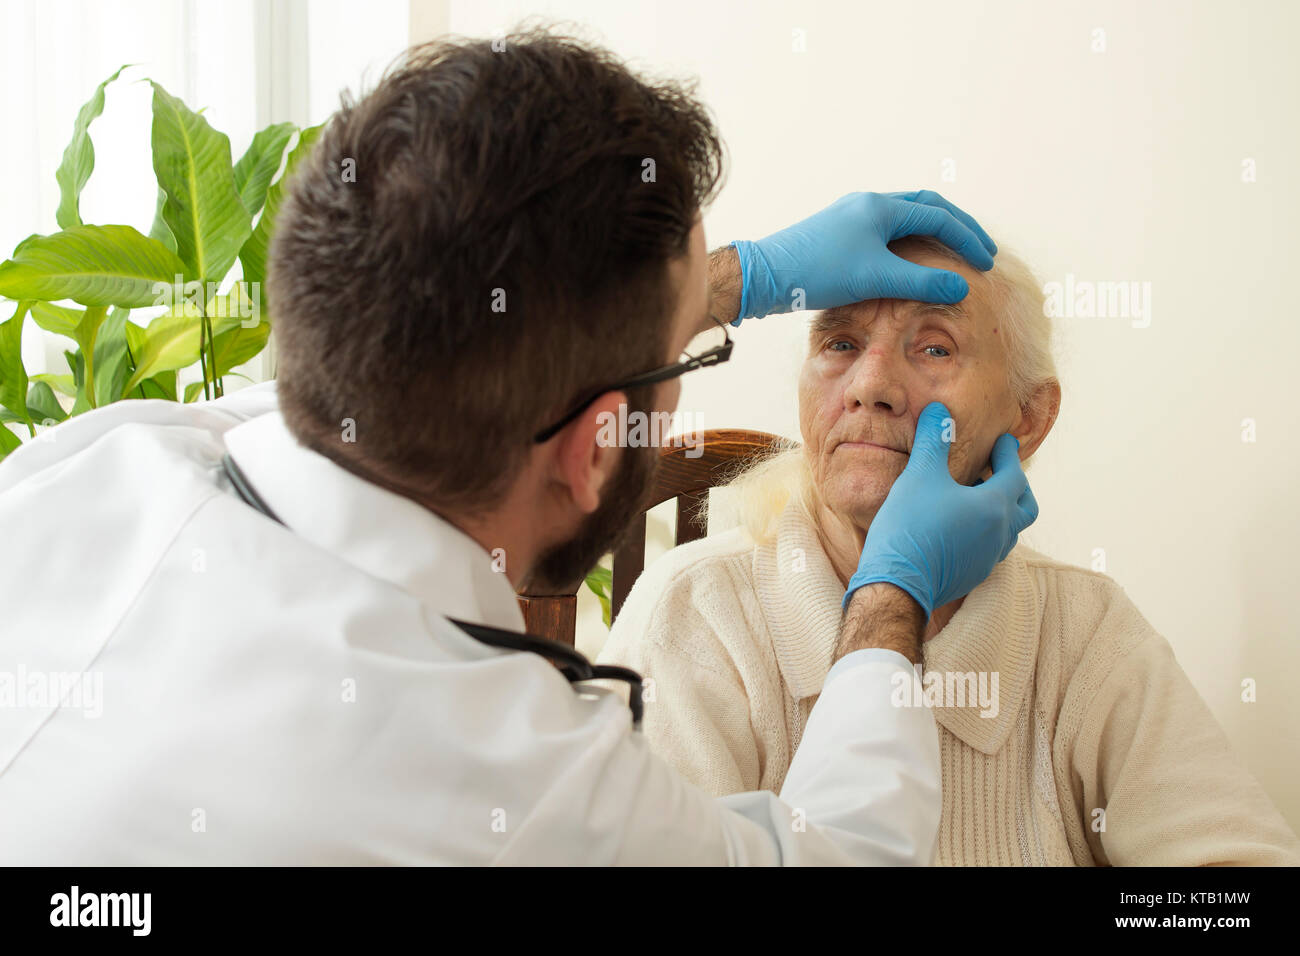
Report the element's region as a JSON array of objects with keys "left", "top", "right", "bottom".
[
  {"left": 0, "top": 66, "right": 321, "bottom": 460},
  {"left": 584, "top": 563, "right": 614, "bottom": 627}
]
